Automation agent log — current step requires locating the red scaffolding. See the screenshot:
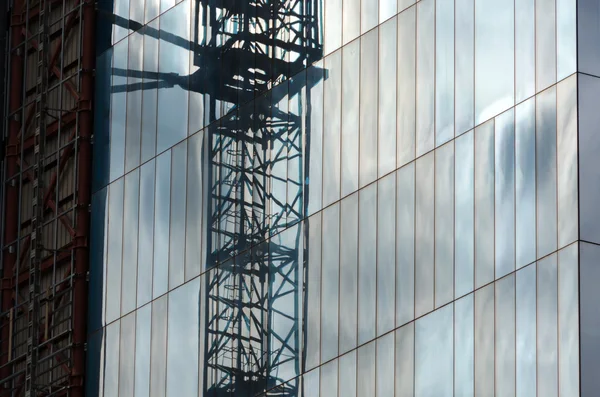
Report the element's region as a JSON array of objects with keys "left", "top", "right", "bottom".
[{"left": 0, "top": 0, "right": 94, "bottom": 395}]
